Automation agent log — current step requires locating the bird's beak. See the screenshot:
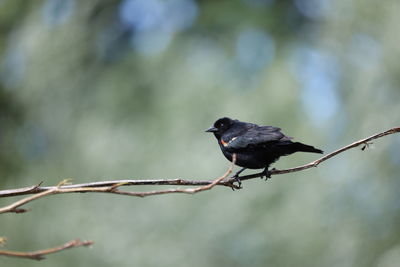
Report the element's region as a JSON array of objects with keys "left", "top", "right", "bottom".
[{"left": 205, "top": 126, "right": 218, "bottom": 133}]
